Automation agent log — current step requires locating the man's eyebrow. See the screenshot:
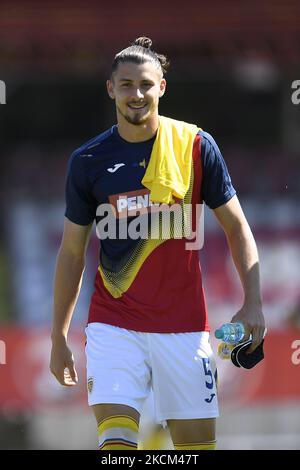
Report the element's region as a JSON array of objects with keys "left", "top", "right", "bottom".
[{"left": 118, "top": 78, "right": 154, "bottom": 82}]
